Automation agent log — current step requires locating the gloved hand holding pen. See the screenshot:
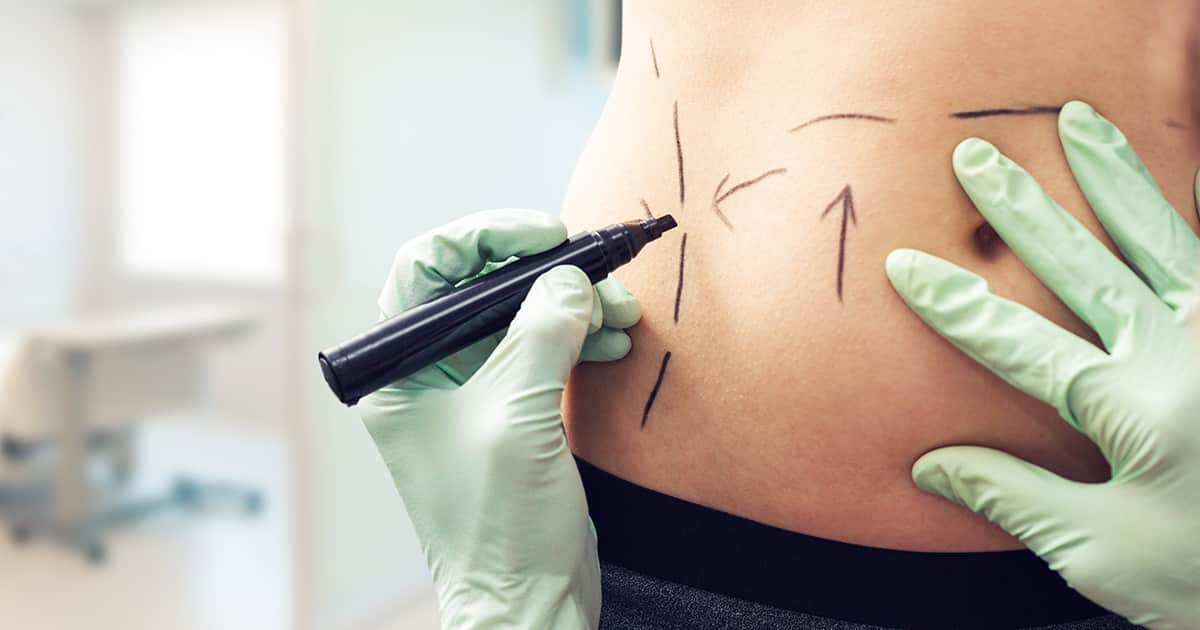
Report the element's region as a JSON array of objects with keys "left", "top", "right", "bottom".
[
  {"left": 887, "top": 101, "right": 1200, "bottom": 629},
  {"left": 360, "top": 209, "right": 641, "bottom": 630}
]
